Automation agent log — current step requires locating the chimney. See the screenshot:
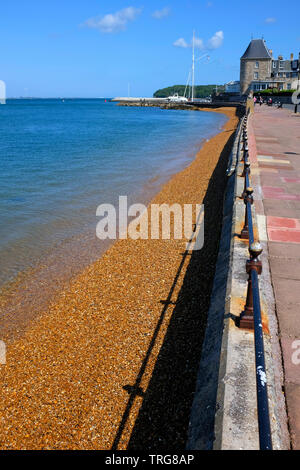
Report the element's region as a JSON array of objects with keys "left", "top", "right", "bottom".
[{"left": 291, "top": 53, "right": 294, "bottom": 60}]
